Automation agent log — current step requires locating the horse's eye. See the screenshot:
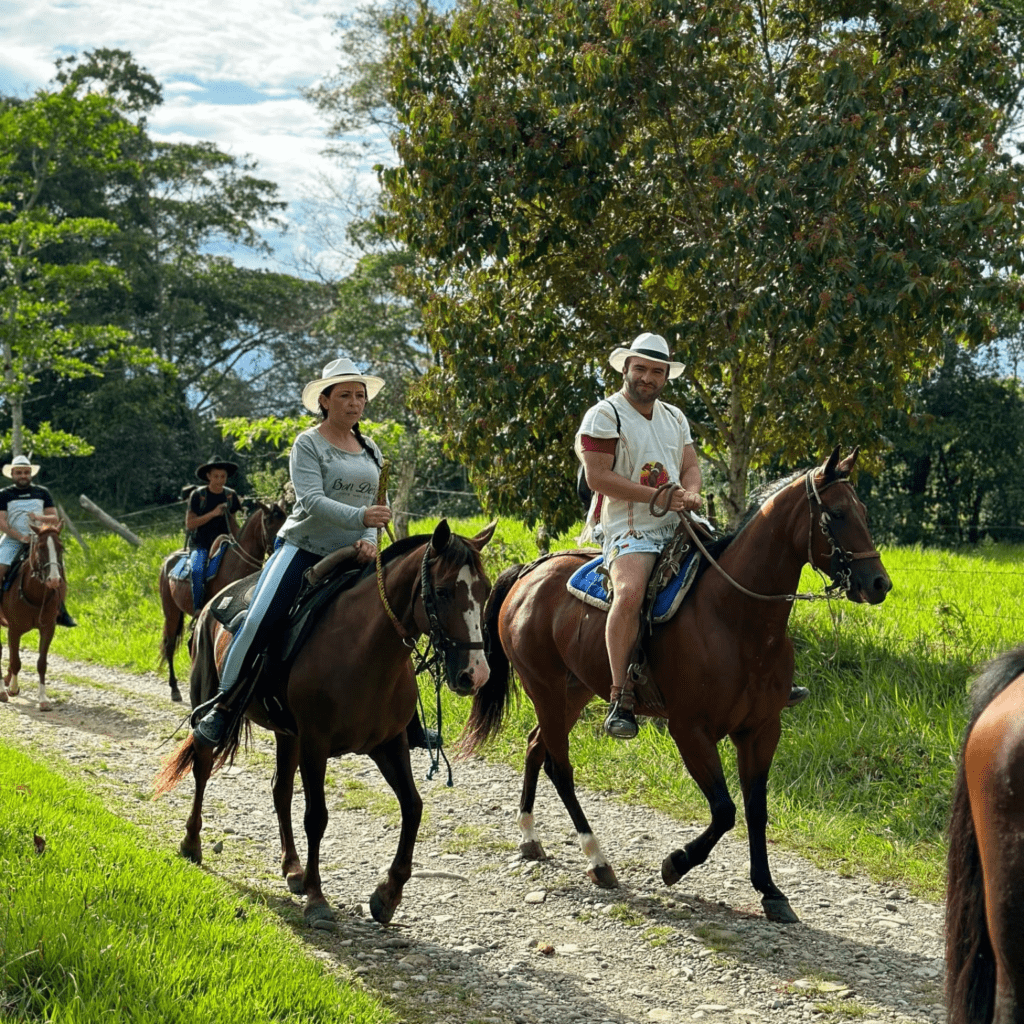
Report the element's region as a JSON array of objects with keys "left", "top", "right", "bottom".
[
  {"left": 829, "top": 508, "right": 845, "bottom": 520},
  {"left": 435, "top": 586, "right": 451, "bottom": 600}
]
